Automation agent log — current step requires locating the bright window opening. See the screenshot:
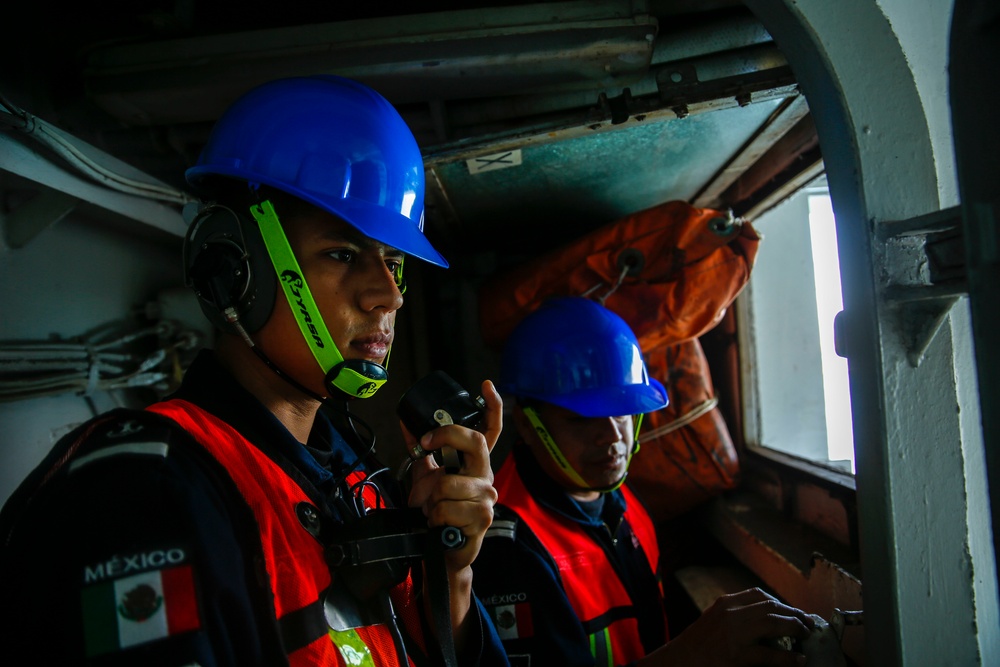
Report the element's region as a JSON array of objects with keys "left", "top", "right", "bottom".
[{"left": 740, "top": 176, "right": 856, "bottom": 474}]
